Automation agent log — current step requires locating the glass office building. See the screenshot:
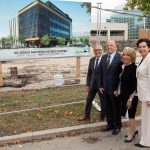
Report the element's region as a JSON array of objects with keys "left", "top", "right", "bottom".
[
  {"left": 111, "top": 11, "right": 150, "bottom": 40},
  {"left": 18, "top": 0, "right": 72, "bottom": 42}
]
